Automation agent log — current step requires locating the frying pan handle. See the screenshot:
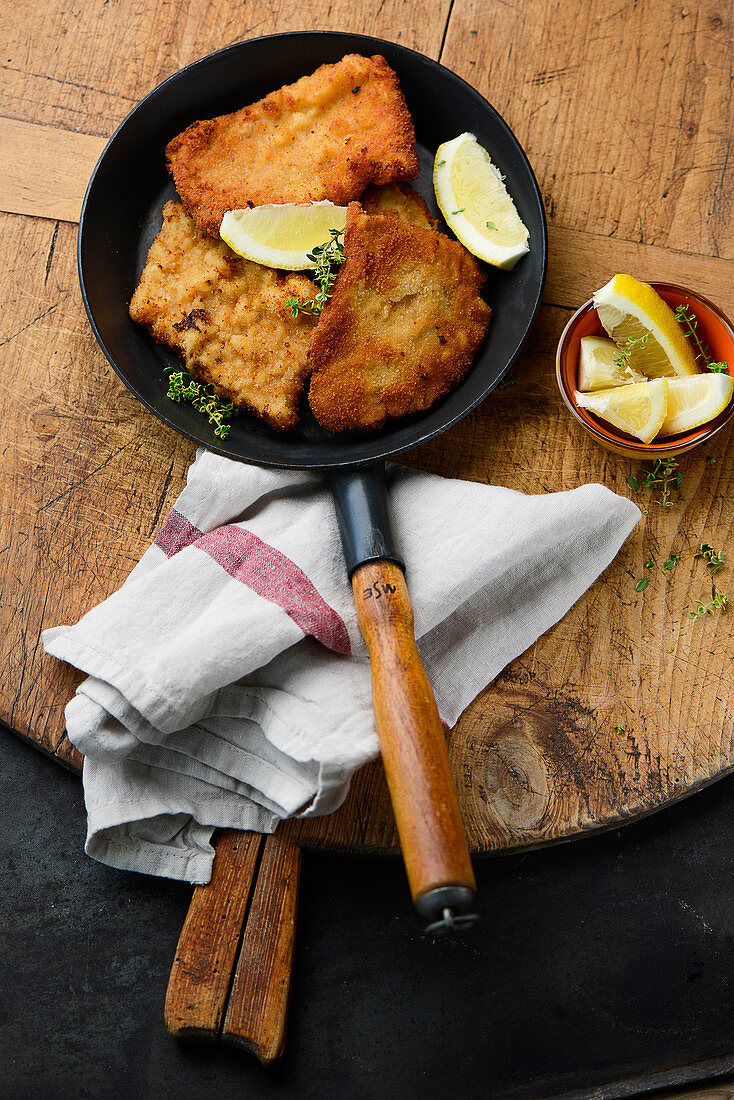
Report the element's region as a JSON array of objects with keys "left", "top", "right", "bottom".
[
  {"left": 327, "top": 463, "right": 405, "bottom": 577},
  {"left": 329, "top": 464, "right": 478, "bottom": 934}
]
